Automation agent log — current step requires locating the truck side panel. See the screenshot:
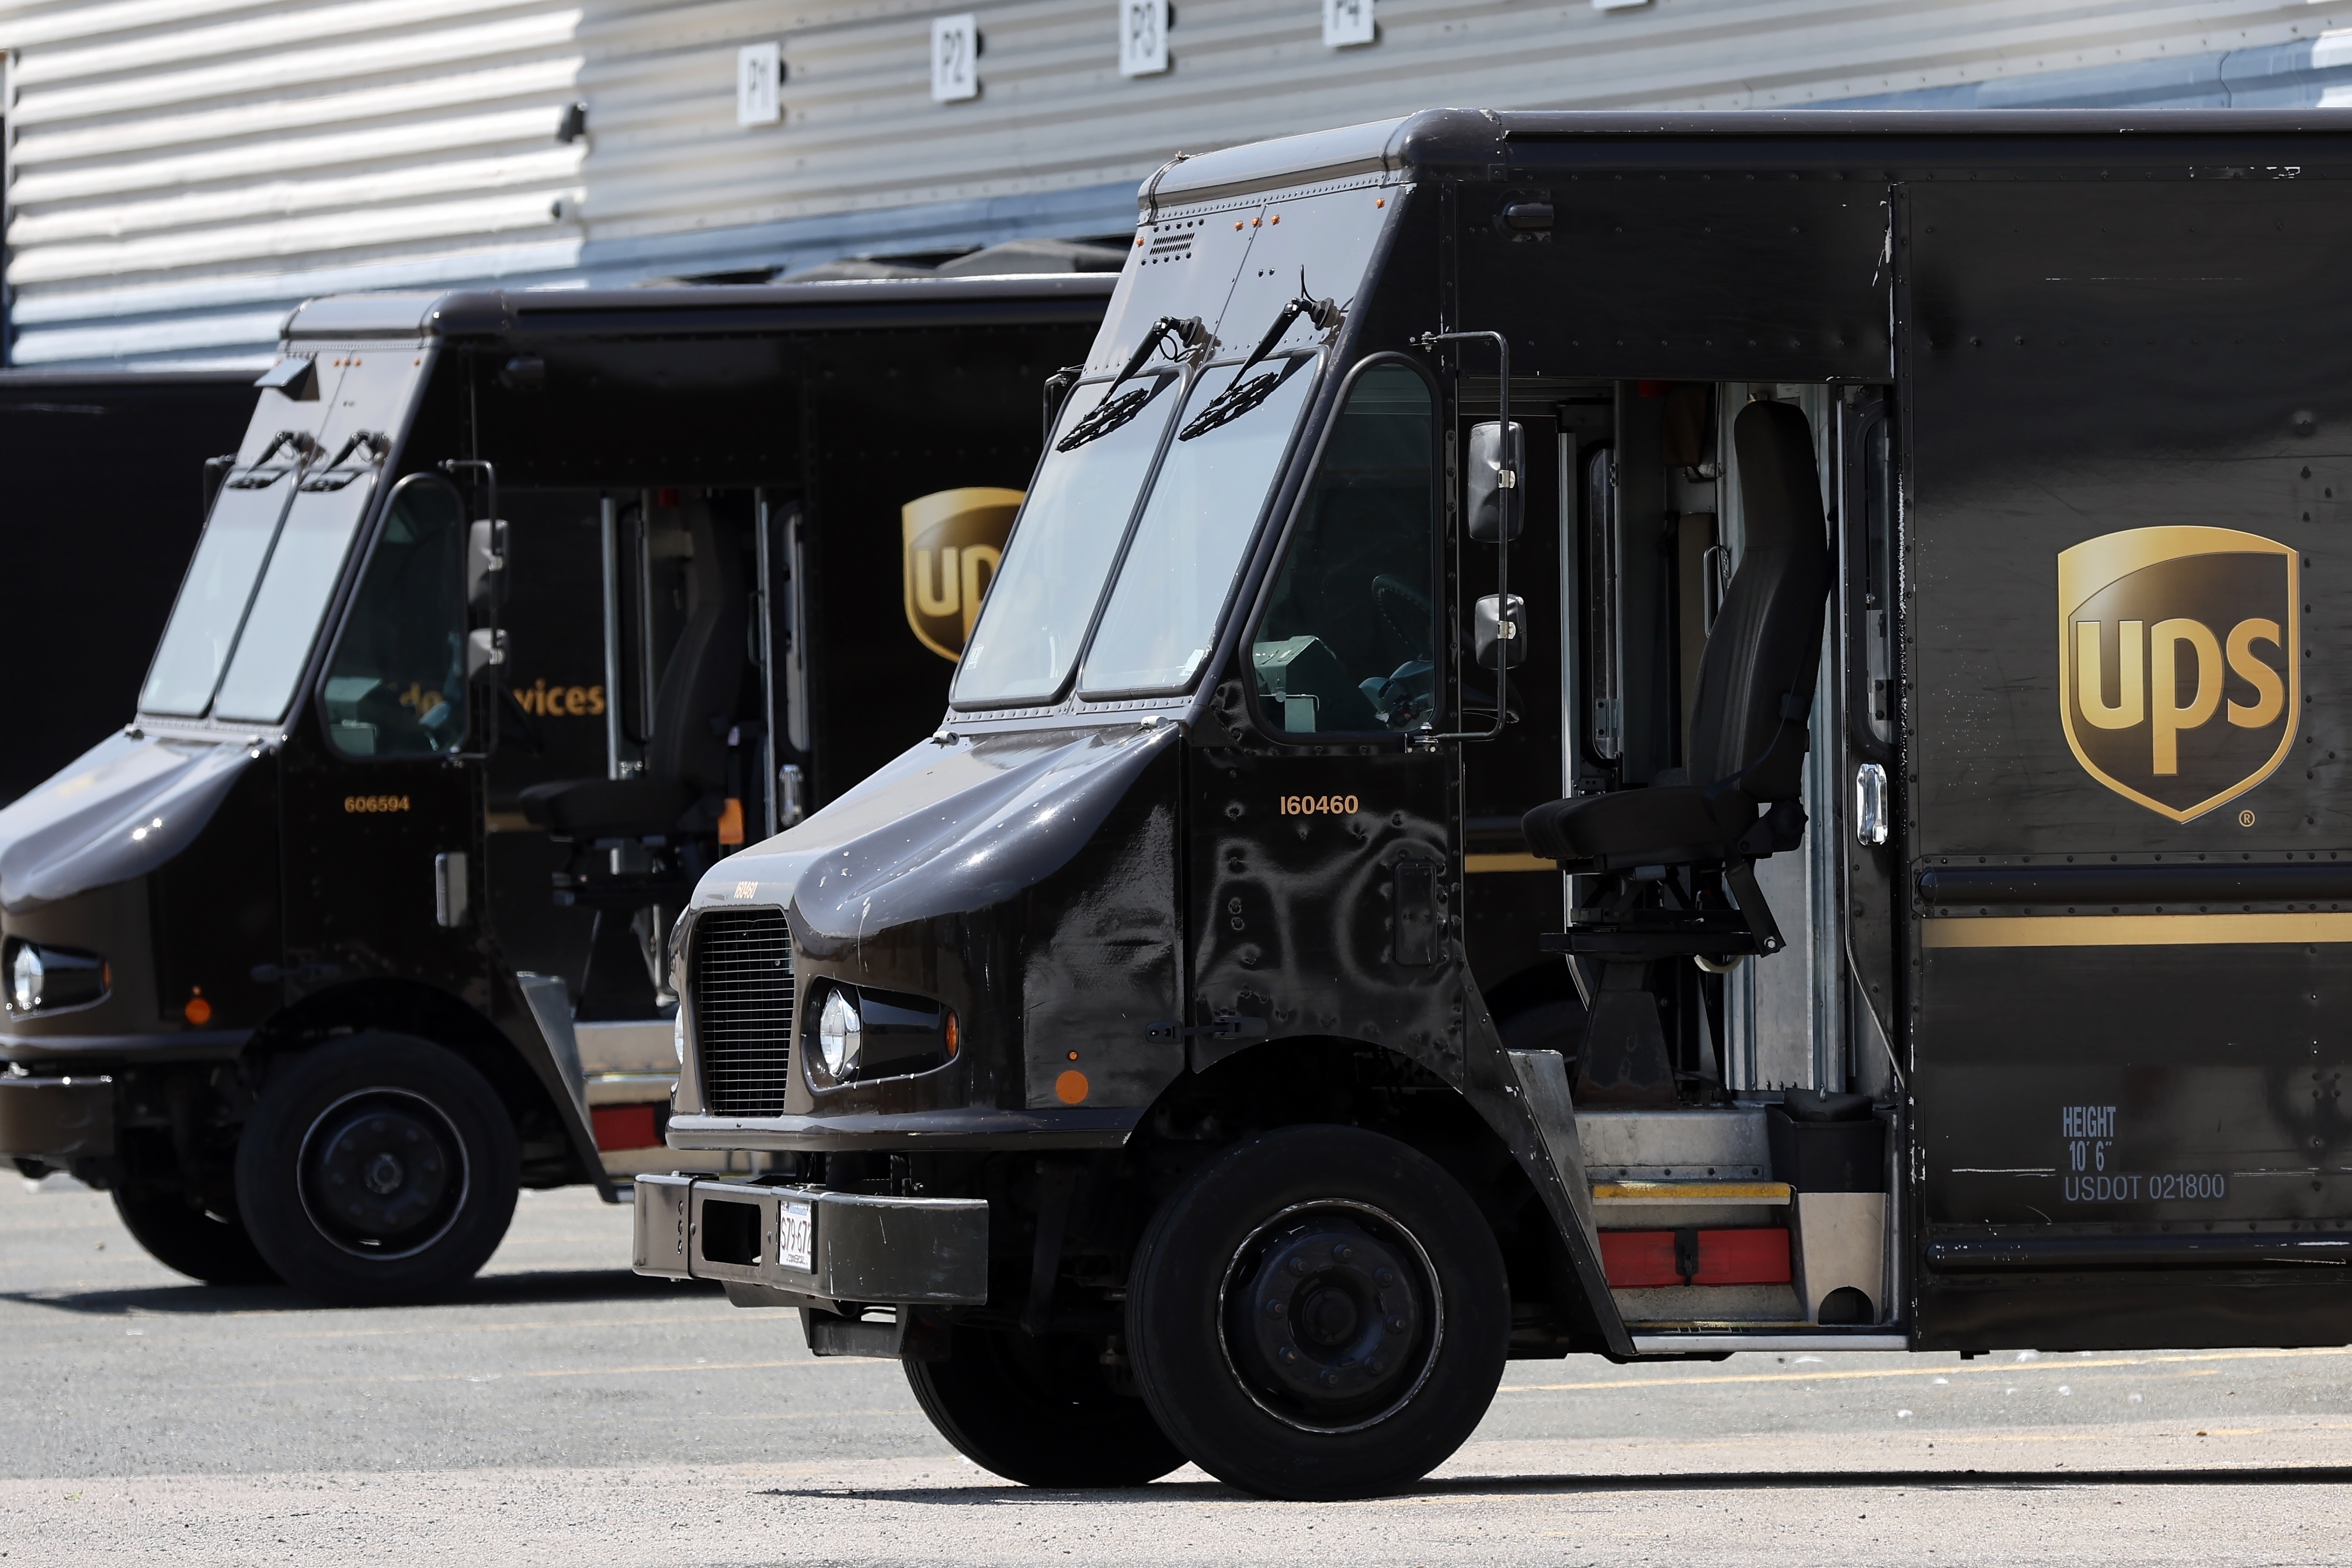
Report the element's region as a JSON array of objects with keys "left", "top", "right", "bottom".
[{"left": 1903, "top": 175, "right": 2352, "bottom": 1347}]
